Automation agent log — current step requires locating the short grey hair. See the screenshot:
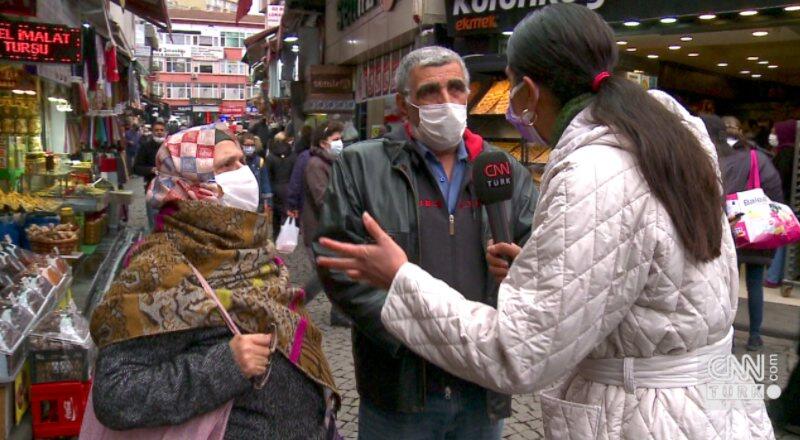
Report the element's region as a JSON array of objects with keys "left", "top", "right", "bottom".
[{"left": 395, "top": 46, "right": 470, "bottom": 96}]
